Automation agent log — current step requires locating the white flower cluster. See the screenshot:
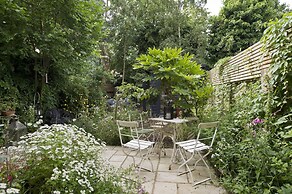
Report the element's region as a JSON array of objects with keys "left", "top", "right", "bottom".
[
  {"left": 26, "top": 117, "right": 43, "bottom": 128},
  {"left": 10, "top": 124, "right": 141, "bottom": 193},
  {"left": 0, "top": 183, "right": 20, "bottom": 194},
  {"left": 16, "top": 124, "right": 104, "bottom": 161}
]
